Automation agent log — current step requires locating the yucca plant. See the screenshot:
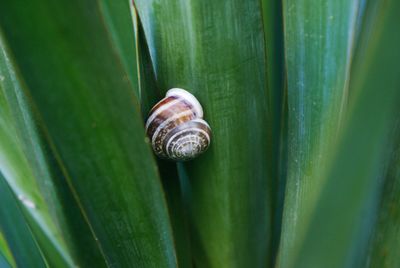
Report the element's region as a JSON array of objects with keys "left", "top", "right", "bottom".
[{"left": 0, "top": 0, "right": 399, "bottom": 267}]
